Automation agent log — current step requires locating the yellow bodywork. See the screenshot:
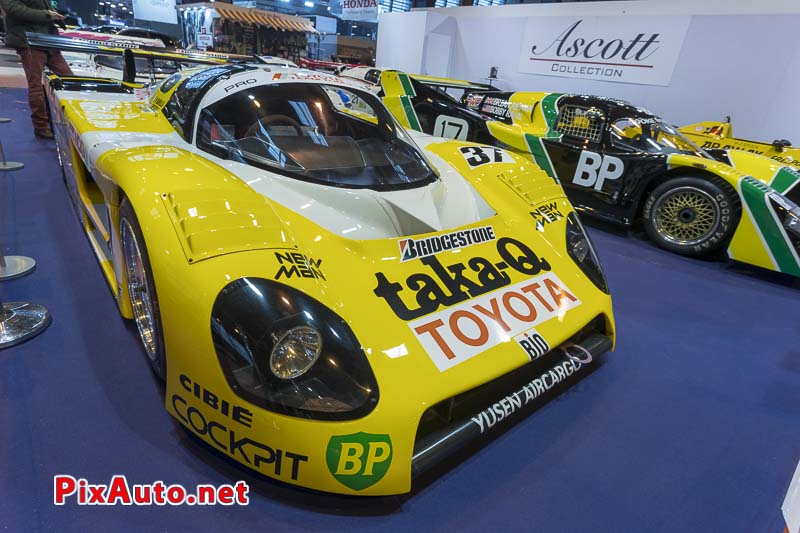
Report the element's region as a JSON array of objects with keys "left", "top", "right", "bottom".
[
  {"left": 46, "top": 73, "right": 615, "bottom": 495},
  {"left": 681, "top": 120, "right": 800, "bottom": 170}
]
